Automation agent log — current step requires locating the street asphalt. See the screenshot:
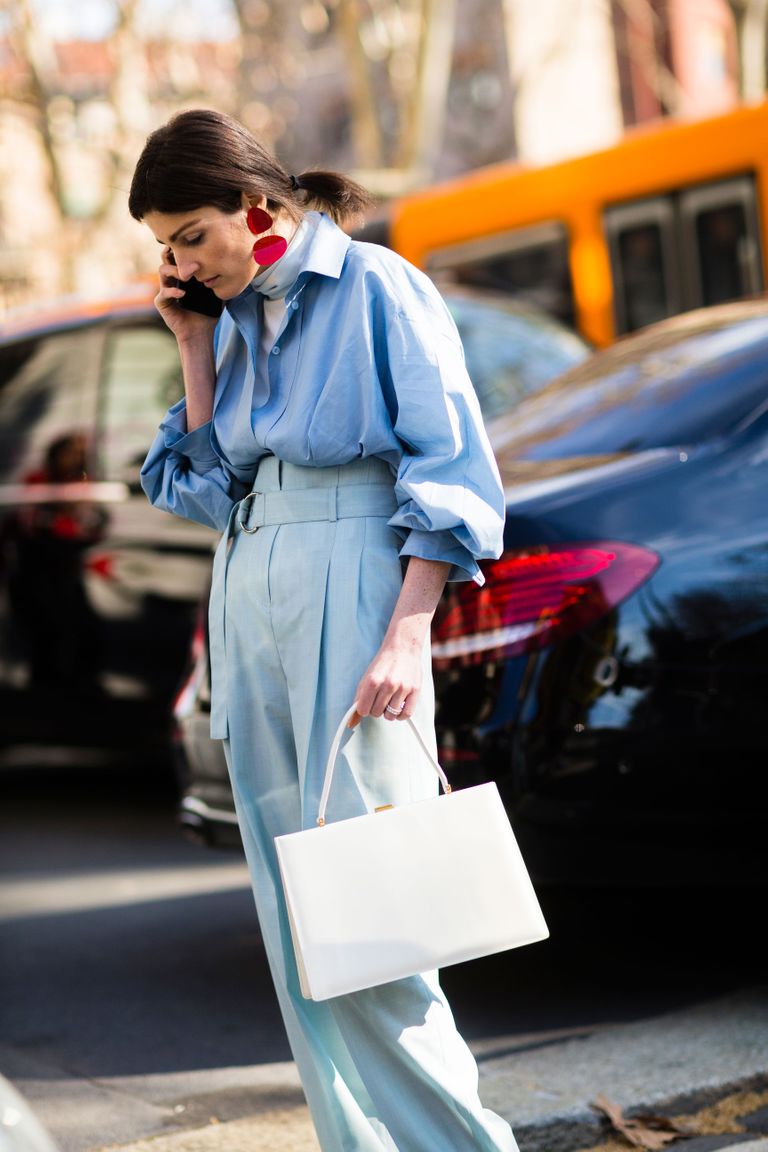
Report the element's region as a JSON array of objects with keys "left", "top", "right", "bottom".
[{"left": 5, "top": 983, "right": 766, "bottom": 1152}]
